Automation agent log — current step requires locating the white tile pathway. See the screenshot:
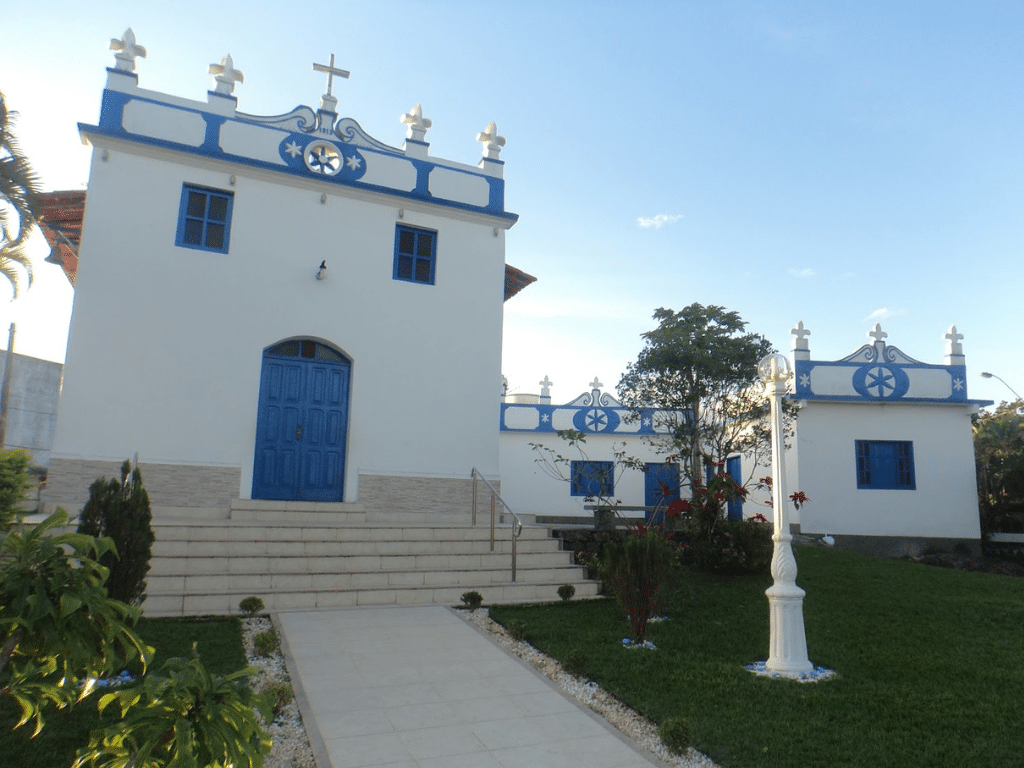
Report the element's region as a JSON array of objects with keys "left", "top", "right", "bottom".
[{"left": 276, "top": 606, "right": 667, "bottom": 768}]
